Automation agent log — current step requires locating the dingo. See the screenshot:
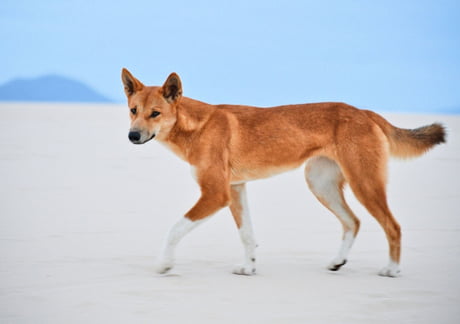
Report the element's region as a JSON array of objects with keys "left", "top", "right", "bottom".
[{"left": 121, "top": 68, "right": 445, "bottom": 277}]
